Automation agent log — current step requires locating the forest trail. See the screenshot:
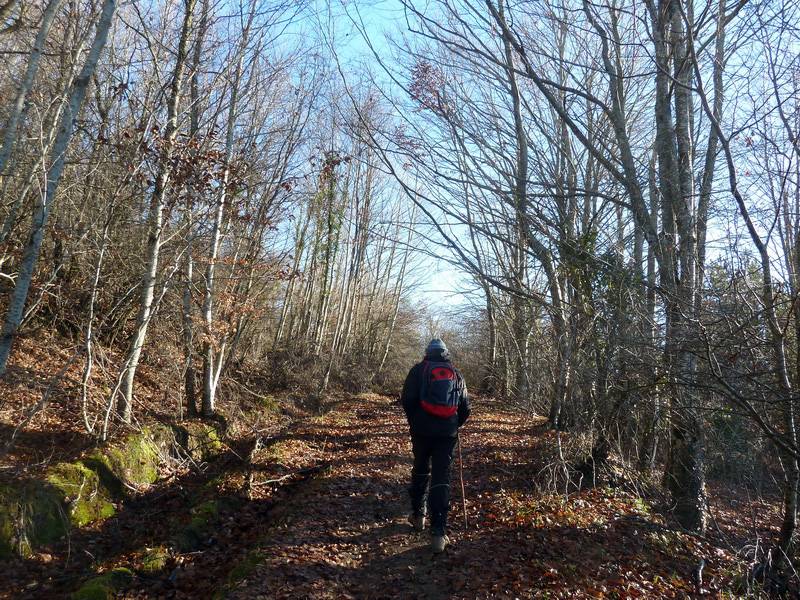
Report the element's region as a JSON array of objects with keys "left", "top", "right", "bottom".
[
  {"left": 223, "top": 395, "right": 739, "bottom": 599},
  {"left": 7, "top": 393, "right": 758, "bottom": 599},
  {"left": 228, "top": 391, "right": 489, "bottom": 599}
]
